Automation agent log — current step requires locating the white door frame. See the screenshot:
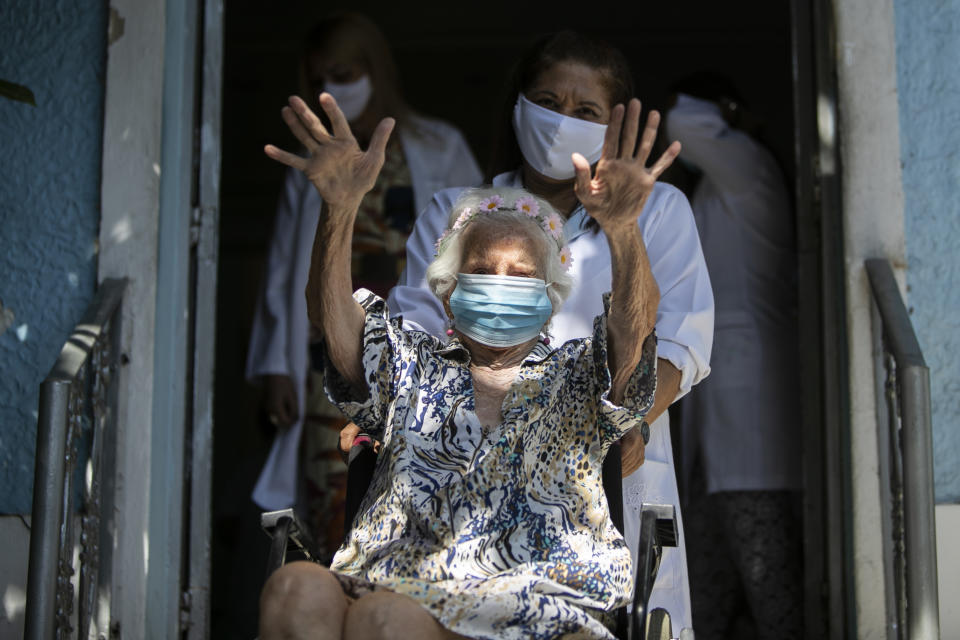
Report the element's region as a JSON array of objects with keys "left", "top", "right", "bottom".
[{"left": 98, "top": 0, "right": 222, "bottom": 637}]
